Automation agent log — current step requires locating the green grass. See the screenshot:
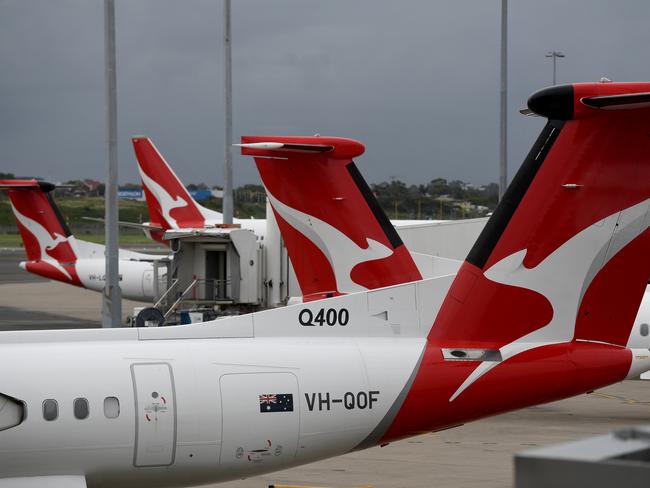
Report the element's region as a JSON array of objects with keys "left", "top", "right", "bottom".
[
  {"left": 0, "top": 234, "right": 23, "bottom": 247},
  {"left": 0, "top": 232, "right": 158, "bottom": 248},
  {"left": 0, "top": 196, "right": 267, "bottom": 227}
]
